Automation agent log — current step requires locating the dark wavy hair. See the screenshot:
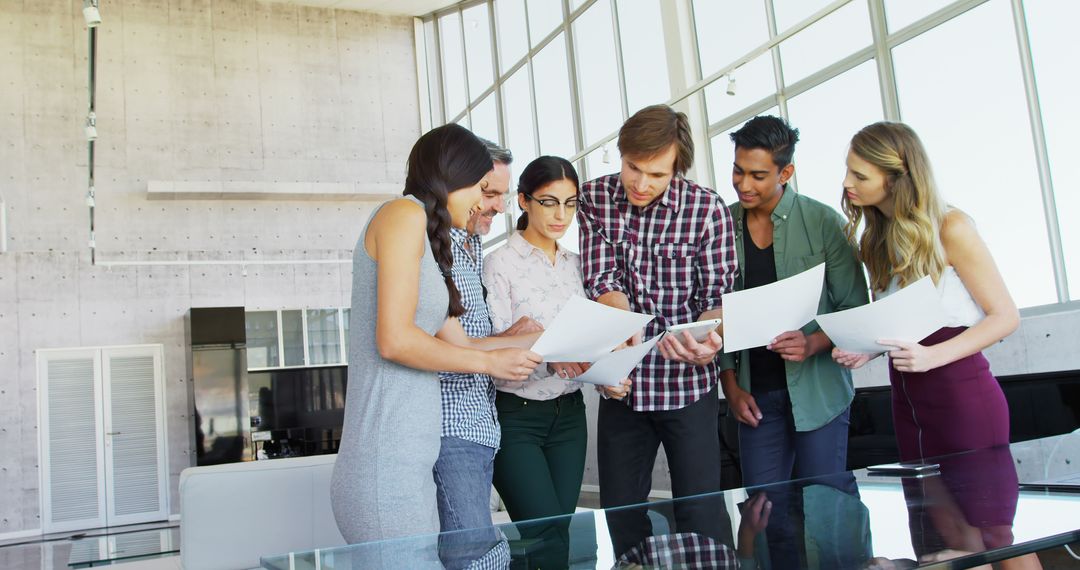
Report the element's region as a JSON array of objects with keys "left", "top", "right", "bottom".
[
  {"left": 515, "top": 156, "right": 579, "bottom": 231},
  {"left": 402, "top": 124, "right": 492, "bottom": 317}
]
